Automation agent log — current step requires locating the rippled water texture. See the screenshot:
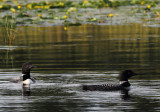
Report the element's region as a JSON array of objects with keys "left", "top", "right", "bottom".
[{"left": 0, "top": 24, "right": 160, "bottom": 111}]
